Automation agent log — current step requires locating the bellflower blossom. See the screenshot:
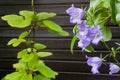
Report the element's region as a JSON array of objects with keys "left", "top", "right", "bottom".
[
  {"left": 109, "top": 63, "right": 120, "bottom": 75},
  {"left": 66, "top": 4, "right": 84, "bottom": 24},
  {"left": 86, "top": 55, "right": 102, "bottom": 74},
  {"left": 77, "top": 21, "right": 103, "bottom": 51},
  {"left": 88, "top": 26, "right": 103, "bottom": 45},
  {"left": 77, "top": 21, "right": 91, "bottom": 50}
]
